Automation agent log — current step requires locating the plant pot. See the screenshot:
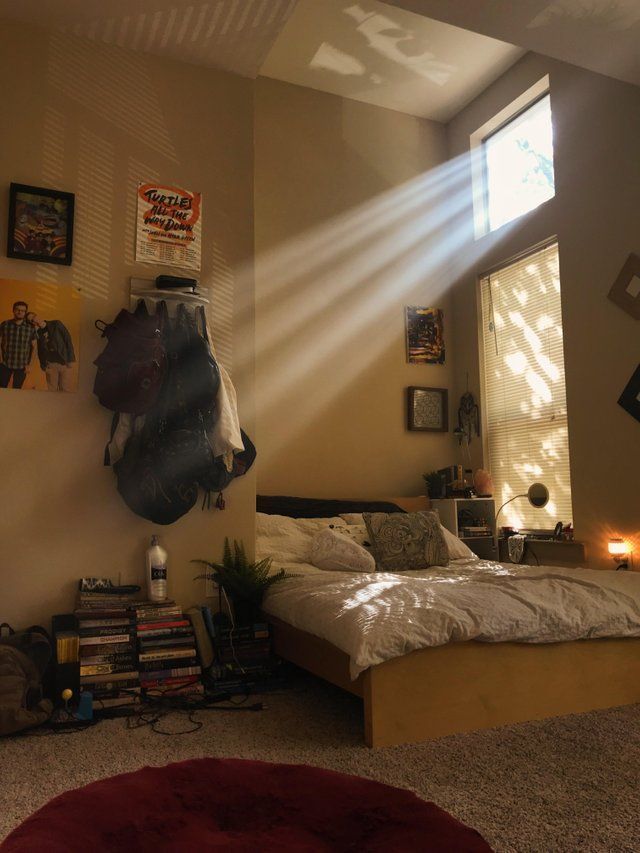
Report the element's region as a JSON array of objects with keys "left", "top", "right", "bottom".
[{"left": 230, "top": 597, "right": 261, "bottom": 628}]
